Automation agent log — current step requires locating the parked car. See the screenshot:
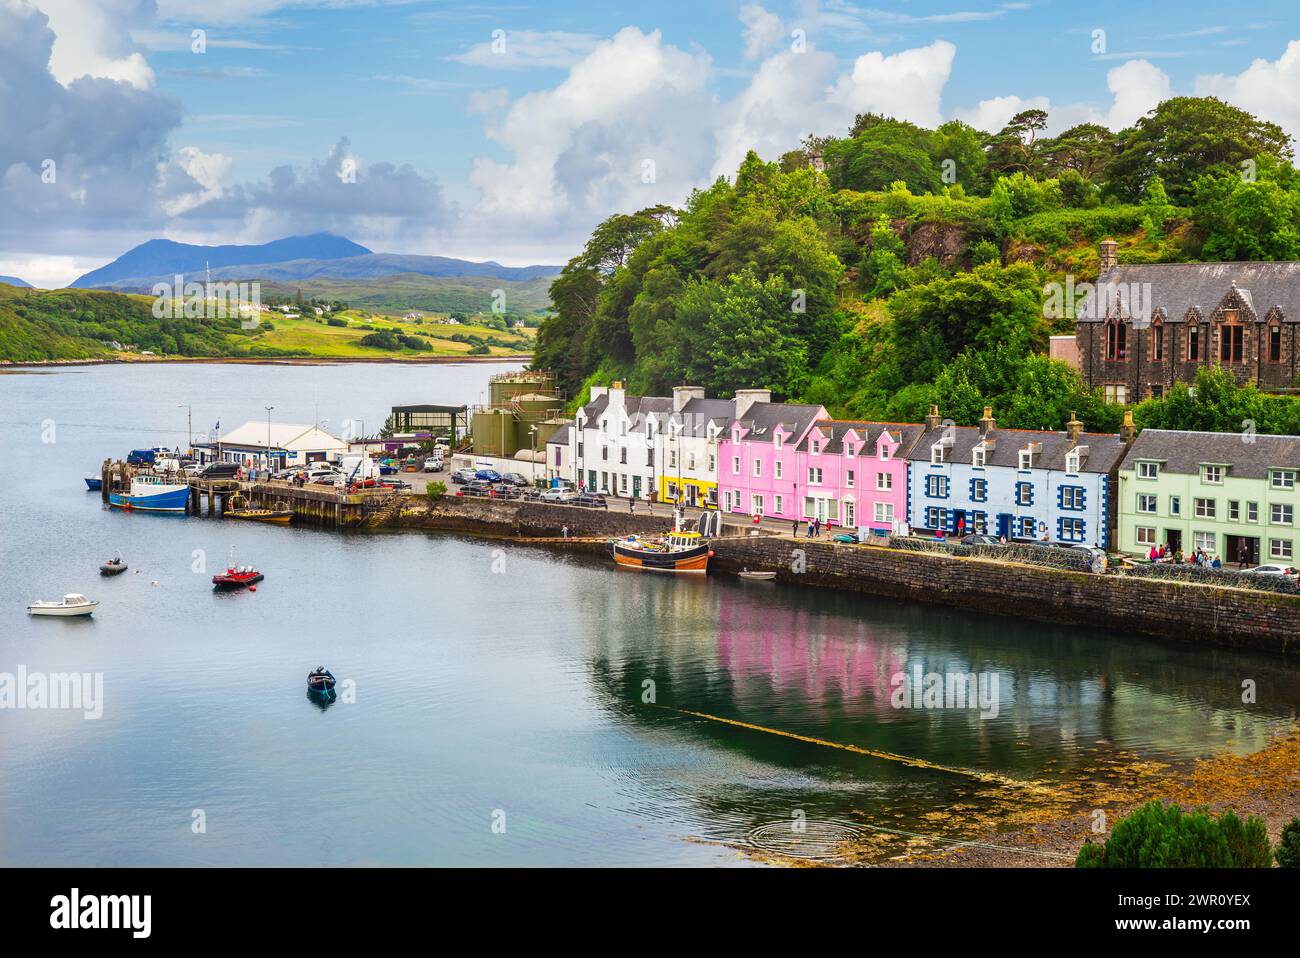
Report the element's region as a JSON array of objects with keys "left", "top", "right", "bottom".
[
  {"left": 198, "top": 461, "right": 240, "bottom": 479},
  {"left": 423, "top": 457, "right": 444, "bottom": 473},
  {"left": 451, "top": 468, "right": 478, "bottom": 484},
  {"left": 1245, "top": 564, "right": 1299, "bottom": 578},
  {"left": 960, "top": 534, "right": 1002, "bottom": 546},
  {"left": 499, "top": 472, "right": 529, "bottom": 487},
  {"left": 573, "top": 492, "right": 608, "bottom": 509},
  {"left": 381, "top": 479, "right": 411, "bottom": 491},
  {"left": 461, "top": 480, "right": 494, "bottom": 497},
  {"left": 475, "top": 469, "right": 503, "bottom": 483},
  {"left": 540, "top": 488, "right": 577, "bottom": 503}
]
